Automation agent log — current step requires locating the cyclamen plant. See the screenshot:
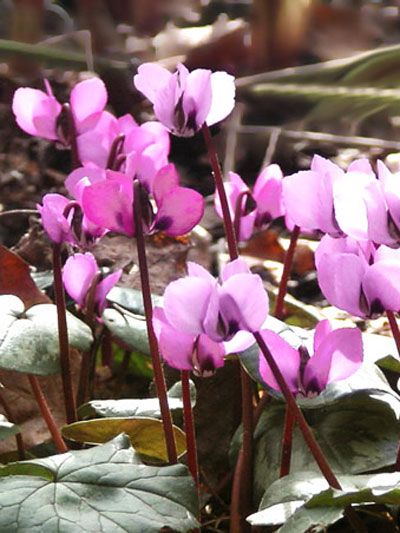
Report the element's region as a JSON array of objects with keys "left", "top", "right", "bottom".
[{"left": 5, "top": 57, "right": 400, "bottom": 533}]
